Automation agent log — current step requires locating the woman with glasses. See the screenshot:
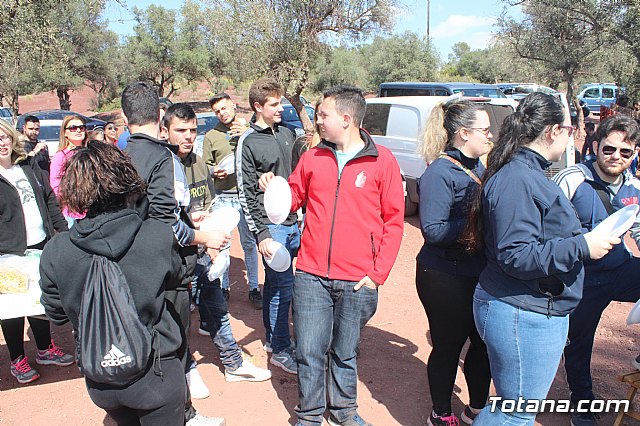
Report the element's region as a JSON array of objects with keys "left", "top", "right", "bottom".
[
  {"left": 464, "top": 93, "right": 618, "bottom": 425},
  {"left": 416, "top": 98, "right": 493, "bottom": 426},
  {"left": 104, "top": 122, "right": 118, "bottom": 145},
  {"left": 0, "top": 119, "right": 73, "bottom": 384},
  {"left": 50, "top": 116, "right": 88, "bottom": 226}
]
